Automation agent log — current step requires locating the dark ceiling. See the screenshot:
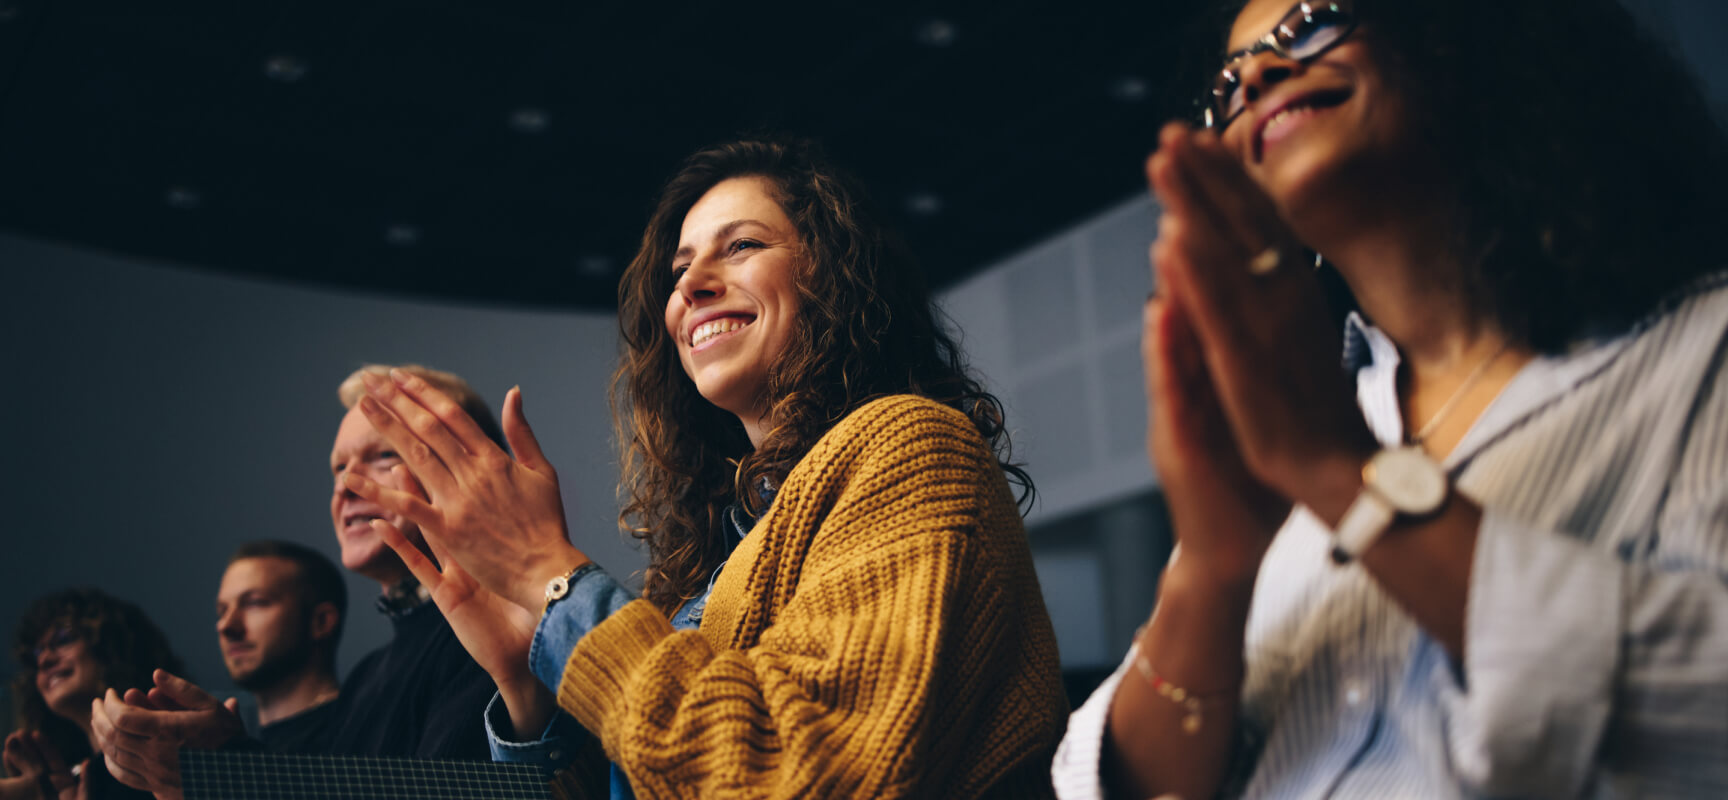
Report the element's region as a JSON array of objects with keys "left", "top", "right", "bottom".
[{"left": 0, "top": 0, "right": 1212, "bottom": 310}]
